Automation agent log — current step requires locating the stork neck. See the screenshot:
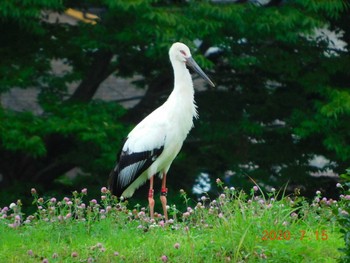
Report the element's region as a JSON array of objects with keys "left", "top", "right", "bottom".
[
  {"left": 172, "top": 61, "right": 193, "bottom": 94},
  {"left": 166, "top": 60, "right": 197, "bottom": 122}
]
